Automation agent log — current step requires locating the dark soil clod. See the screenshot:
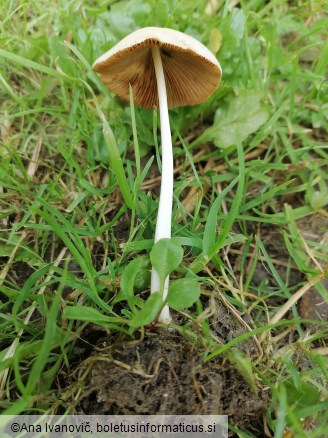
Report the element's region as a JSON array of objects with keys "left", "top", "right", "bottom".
[{"left": 70, "top": 321, "right": 268, "bottom": 435}]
